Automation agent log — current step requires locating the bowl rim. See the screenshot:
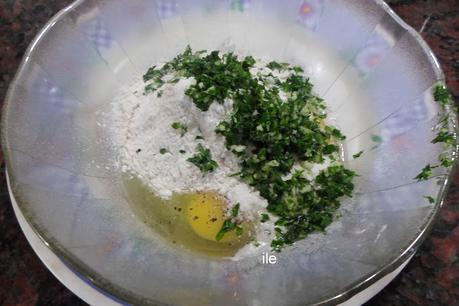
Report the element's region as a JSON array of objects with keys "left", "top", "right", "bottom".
[{"left": 1, "top": 0, "right": 457, "bottom": 305}]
